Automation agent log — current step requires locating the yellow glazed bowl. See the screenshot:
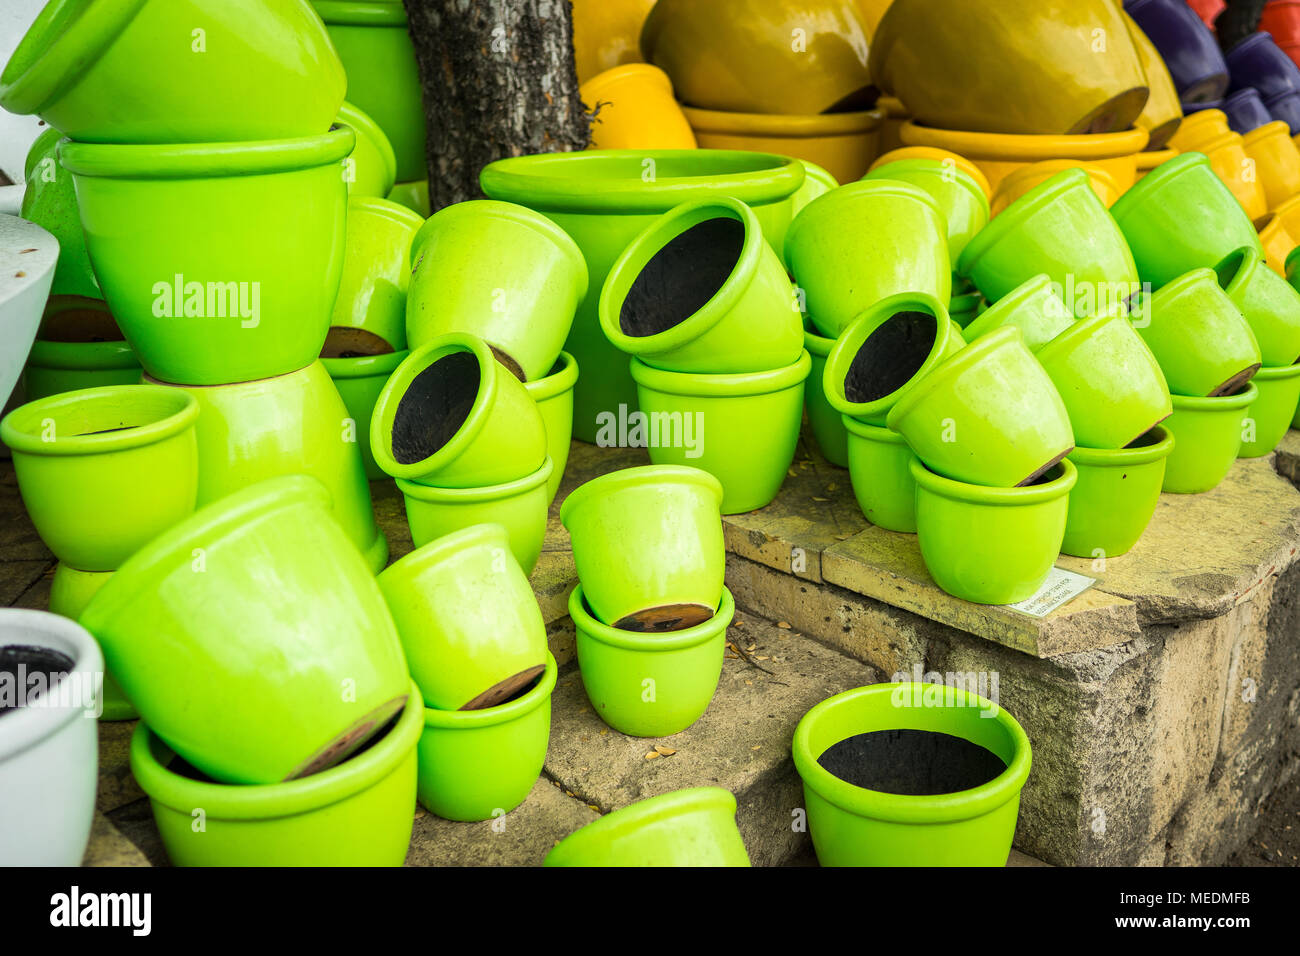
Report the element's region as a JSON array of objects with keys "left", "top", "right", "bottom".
[
  {"left": 868, "top": 146, "right": 992, "bottom": 200},
  {"left": 582, "top": 63, "right": 696, "bottom": 150},
  {"left": 877, "top": 95, "right": 910, "bottom": 154},
  {"left": 1122, "top": 7, "right": 1183, "bottom": 151},
  {"left": 991, "top": 160, "right": 1122, "bottom": 217},
  {"left": 1200, "top": 132, "right": 1270, "bottom": 225},
  {"left": 572, "top": 0, "right": 658, "bottom": 86},
  {"left": 1134, "top": 146, "right": 1179, "bottom": 181},
  {"left": 1169, "top": 109, "right": 1230, "bottom": 153},
  {"left": 1244, "top": 121, "right": 1300, "bottom": 212},
  {"left": 1258, "top": 194, "right": 1300, "bottom": 275}
]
